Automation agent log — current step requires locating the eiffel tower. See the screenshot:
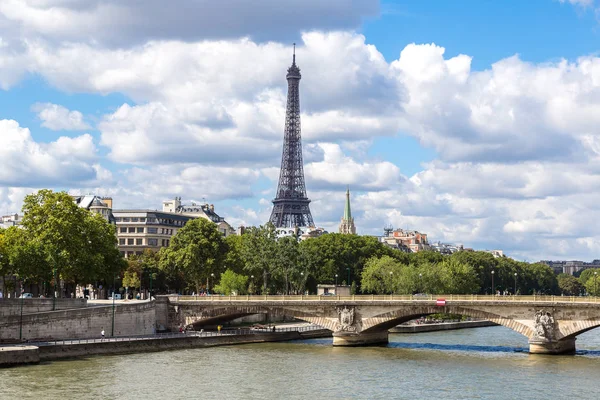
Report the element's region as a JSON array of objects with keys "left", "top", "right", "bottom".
[{"left": 269, "top": 44, "right": 315, "bottom": 229}]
